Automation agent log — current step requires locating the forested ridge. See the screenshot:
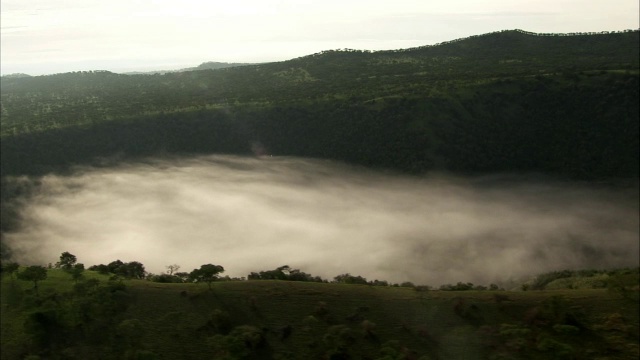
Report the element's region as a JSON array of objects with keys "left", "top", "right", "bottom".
[{"left": 1, "top": 29, "right": 638, "bottom": 178}]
